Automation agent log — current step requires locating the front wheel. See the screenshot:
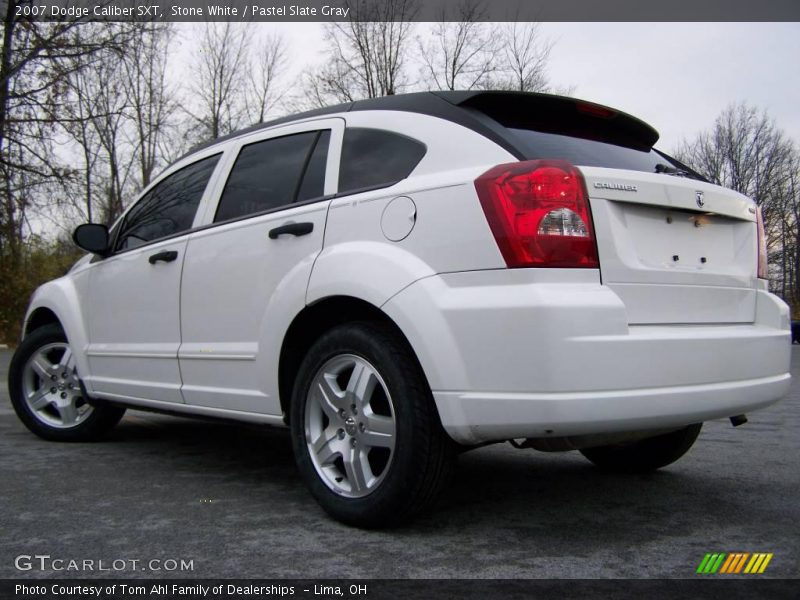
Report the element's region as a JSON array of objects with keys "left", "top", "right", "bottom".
[
  {"left": 579, "top": 424, "right": 702, "bottom": 473},
  {"left": 290, "top": 322, "right": 455, "bottom": 528},
  {"left": 8, "top": 324, "right": 126, "bottom": 442}
]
